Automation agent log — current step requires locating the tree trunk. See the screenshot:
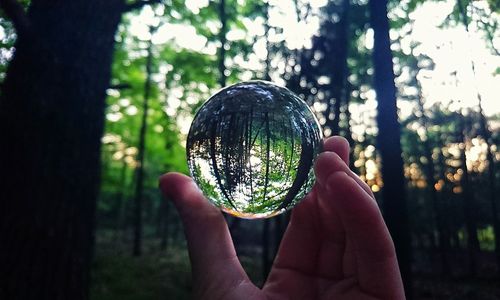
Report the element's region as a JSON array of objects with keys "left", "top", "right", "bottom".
[
  {"left": 159, "top": 199, "right": 170, "bottom": 251},
  {"left": 343, "top": 84, "right": 356, "bottom": 170},
  {"left": 369, "top": 0, "right": 412, "bottom": 296},
  {"left": 458, "top": 113, "right": 480, "bottom": 277},
  {"left": 323, "top": 0, "right": 350, "bottom": 137},
  {"left": 273, "top": 214, "right": 285, "bottom": 257},
  {"left": 262, "top": 219, "right": 271, "bottom": 281},
  {"left": 133, "top": 32, "right": 154, "bottom": 257},
  {"left": 218, "top": 0, "right": 227, "bottom": 87},
  {"left": 114, "top": 157, "right": 129, "bottom": 244},
  {"left": 484, "top": 133, "right": 500, "bottom": 276},
  {"left": 263, "top": 0, "right": 271, "bottom": 81},
  {"left": 415, "top": 84, "right": 450, "bottom": 275},
  {"left": 0, "top": 1, "right": 124, "bottom": 299}
]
